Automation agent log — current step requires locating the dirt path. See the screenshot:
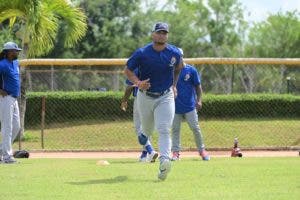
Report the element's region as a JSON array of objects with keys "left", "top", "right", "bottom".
[{"left": 29, "top": 150, "right": 299, "bottom": 159}]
